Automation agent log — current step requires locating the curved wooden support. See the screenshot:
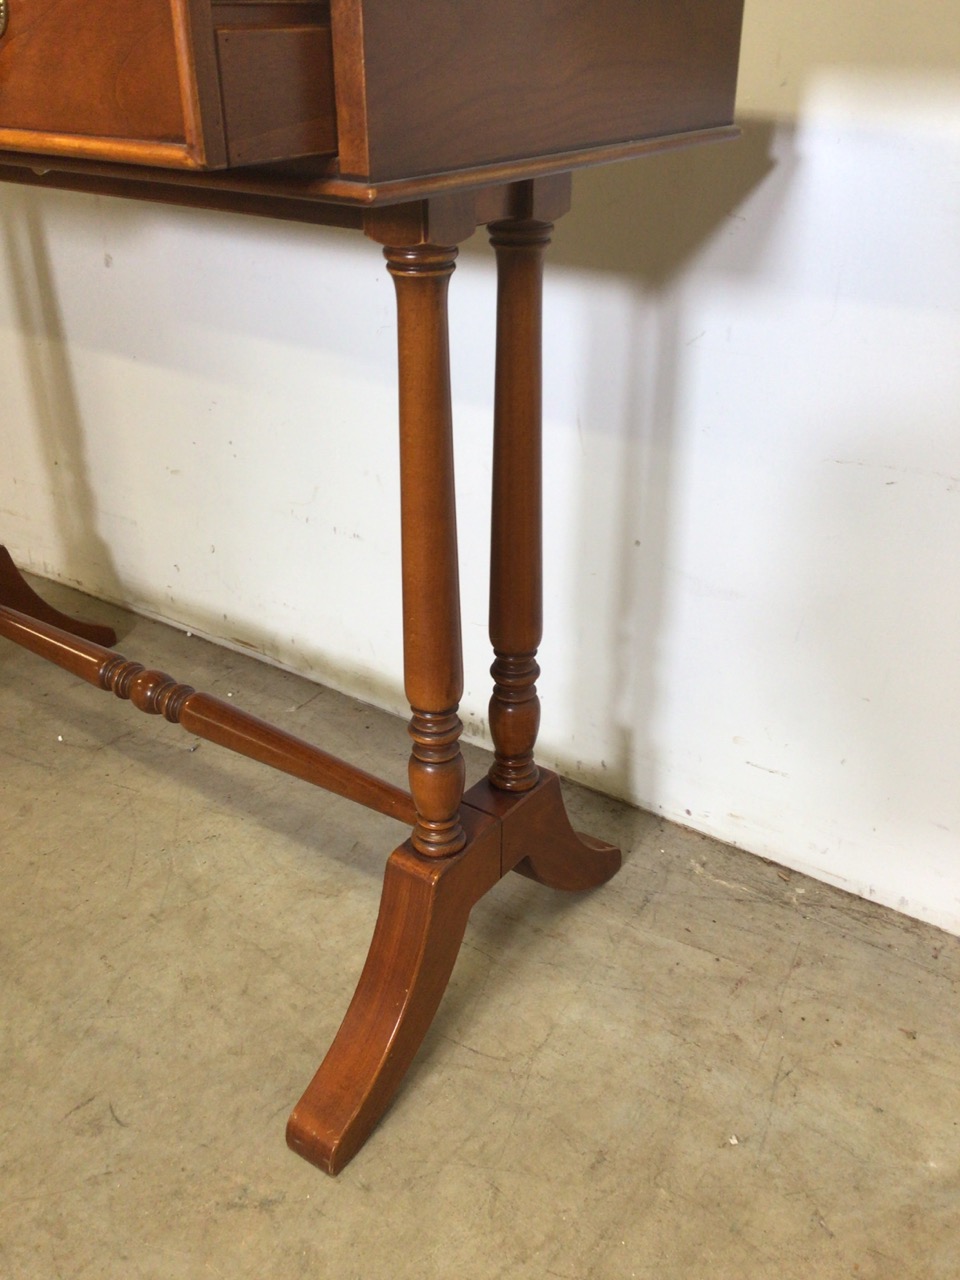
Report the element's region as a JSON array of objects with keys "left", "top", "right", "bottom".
[
  {"left": 514, "top": 823, "right": 622, "bottom": 894},
  {"left": 287, "top": 808, "right": 501, "bottom": 1174},
  {"left": 289, "top": 771, "right": 619, "bottom": 1175},
  {"left": 0, "top": 545, "right": 117, "bottom": 646},
  {"left": 465, "top": 769, "right": 622, "bottom": 893},
  {"left": 0, "top": 603, "right": 416, "bottom": 824}
]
